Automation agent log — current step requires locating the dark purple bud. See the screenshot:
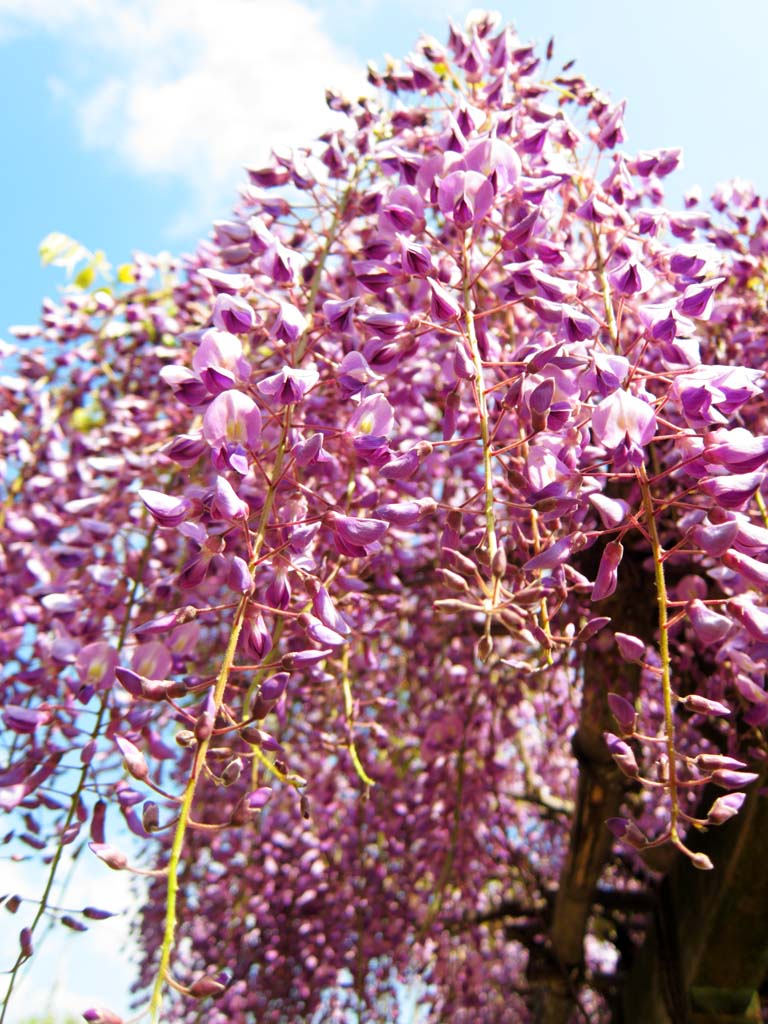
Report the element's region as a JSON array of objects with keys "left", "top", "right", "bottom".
[
  {"left": 299, "top": 612, "right": 347, "bottom": 648},
  {"left": 19, "top": 927, "right": 33, "bottom": 957},
  {"left": 592, "top": 540, "right": 623, "bottom": 602},
  {"left": 260, "top": 673, "right": 289, "bottom": 703},
  {"left": 134, "top": 606, "right": 198, "bottom": 639},
  {"left": 281, "top": 649, "right": 332, "bottom": 669},
  {"left": 604, "top": 732, "right": 639, "bottom": 778},
  {"left": 606, "top": 817, "right": 647, "bottom": 848},
  {"left": 82, "top": 906, "right": 118, "bottom": 920},
  {"left": 679, "top": 694, "right": 731, "bottom": 717},
  {"left": 576, "top": 617, "right": 611, "bottom": 642},
  {"left": 61, "top": 914, "right": 88, "bottom": 932},
  {"left": 607, "top": 693, "right": 636, "bottom": 734},
  {"left": 141, "top": 802, "right": 160, "bottom": 832},
  {"left": 194, "top": 693, "right": 216, "bottom": 743},
  {"left": 694, "top": 754, "right": 747, "bottom": 772},
  {"left": 710, "top": 769, "right": 759, "bottom": 790},
  {"left": 376, "top": 497, "right": 437, "bottom": 527},
  {"left": 189, "top": 973, "right": 229, "bottom": 999},
  {"left": 221, "top": 758, "right": 243, "bottom": 786},
  {"left": 615, "top": 632, "right": 645, "bottom": 663},
  {"left": 228, "top": 555, "right": 254, "bottom": 594}
]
